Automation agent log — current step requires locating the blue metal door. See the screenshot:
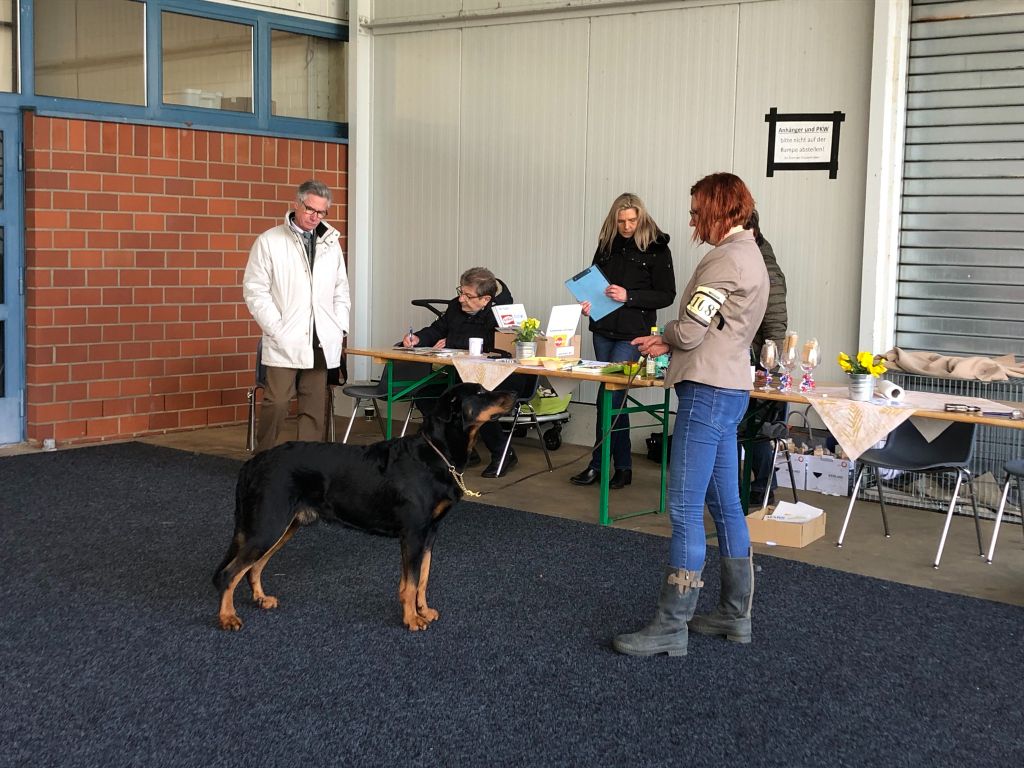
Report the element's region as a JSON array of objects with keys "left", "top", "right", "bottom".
[{"left": 0, "top": 109, "right": 24, "bottom": 444}]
